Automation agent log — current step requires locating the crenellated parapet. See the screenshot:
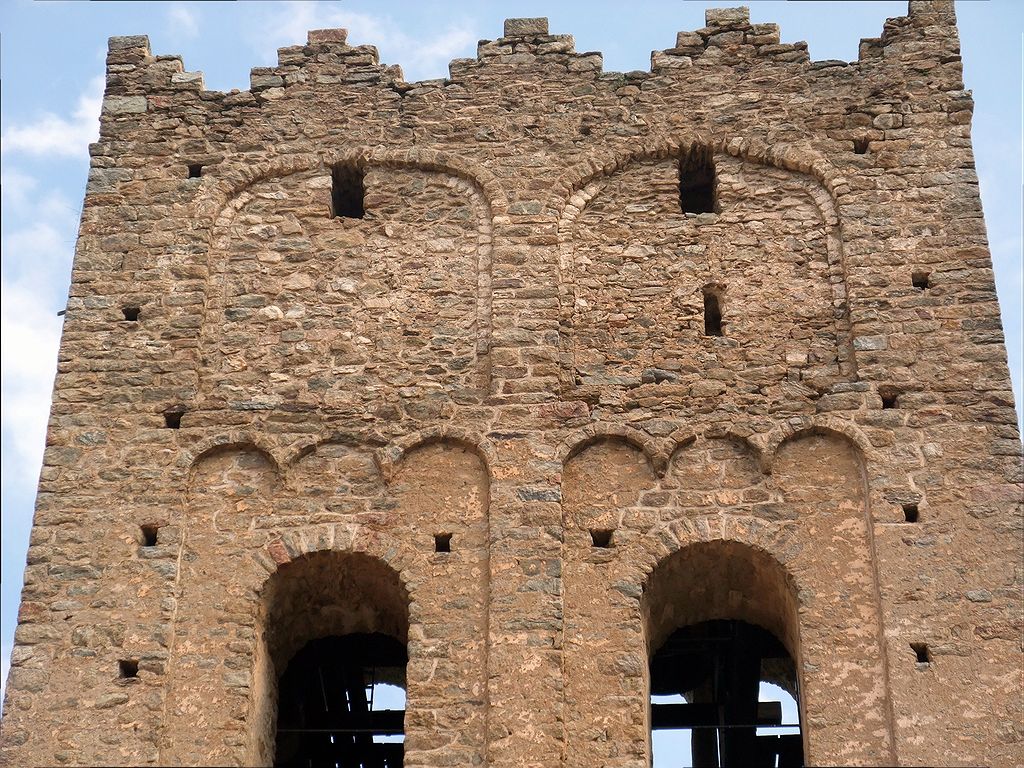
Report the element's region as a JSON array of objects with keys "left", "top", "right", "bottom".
[
  {"left": 99, "top": 3, "right": 966, "bottom": 120},
  {"left": 449, "top": 16, "right": 603, "bottom": 77}
]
